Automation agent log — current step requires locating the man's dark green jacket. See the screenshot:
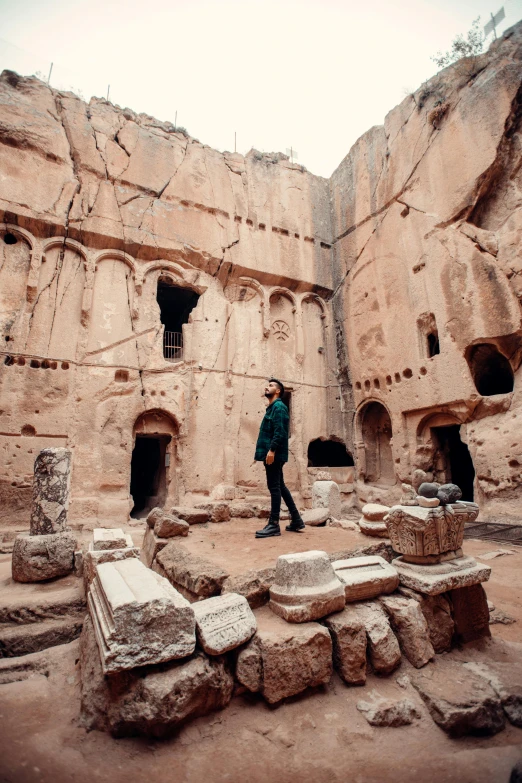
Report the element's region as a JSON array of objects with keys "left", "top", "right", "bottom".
[{"left": 254, "top": 399, "right": 289, "bottom": 463}]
